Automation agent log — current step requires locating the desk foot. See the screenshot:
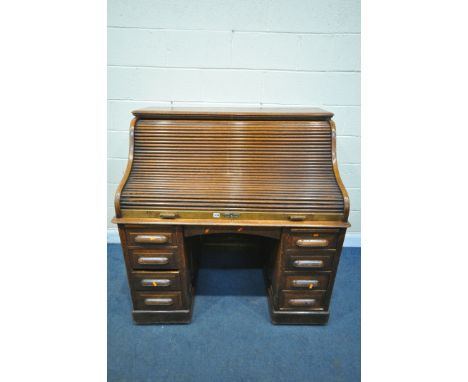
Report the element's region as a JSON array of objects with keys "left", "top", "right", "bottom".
[
  {"left": 267, "top": 287, "right": 329, "bottom": 325},
  {"left": 132, "top": 309, "right": 193, "bottom": 324}
]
